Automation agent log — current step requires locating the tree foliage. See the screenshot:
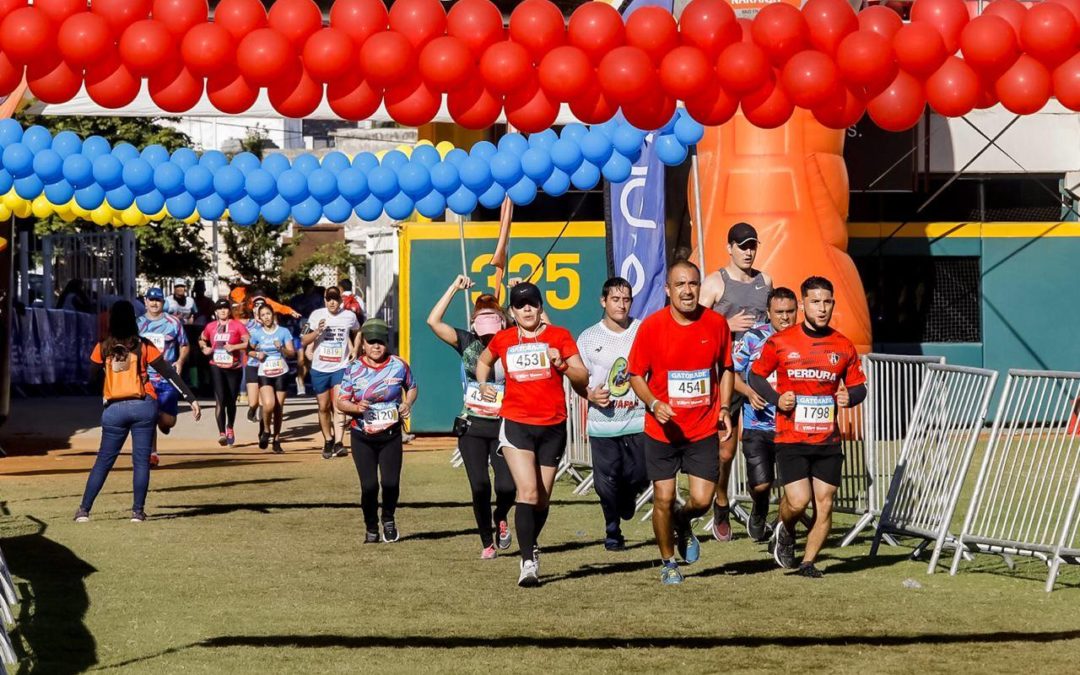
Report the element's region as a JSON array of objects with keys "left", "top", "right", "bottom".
[
  {"left": 287, "top": 242, "right": 365, "bottom": 292},
  {"left": 221, "top": 220, "right": 297, "bottom": 293}
]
